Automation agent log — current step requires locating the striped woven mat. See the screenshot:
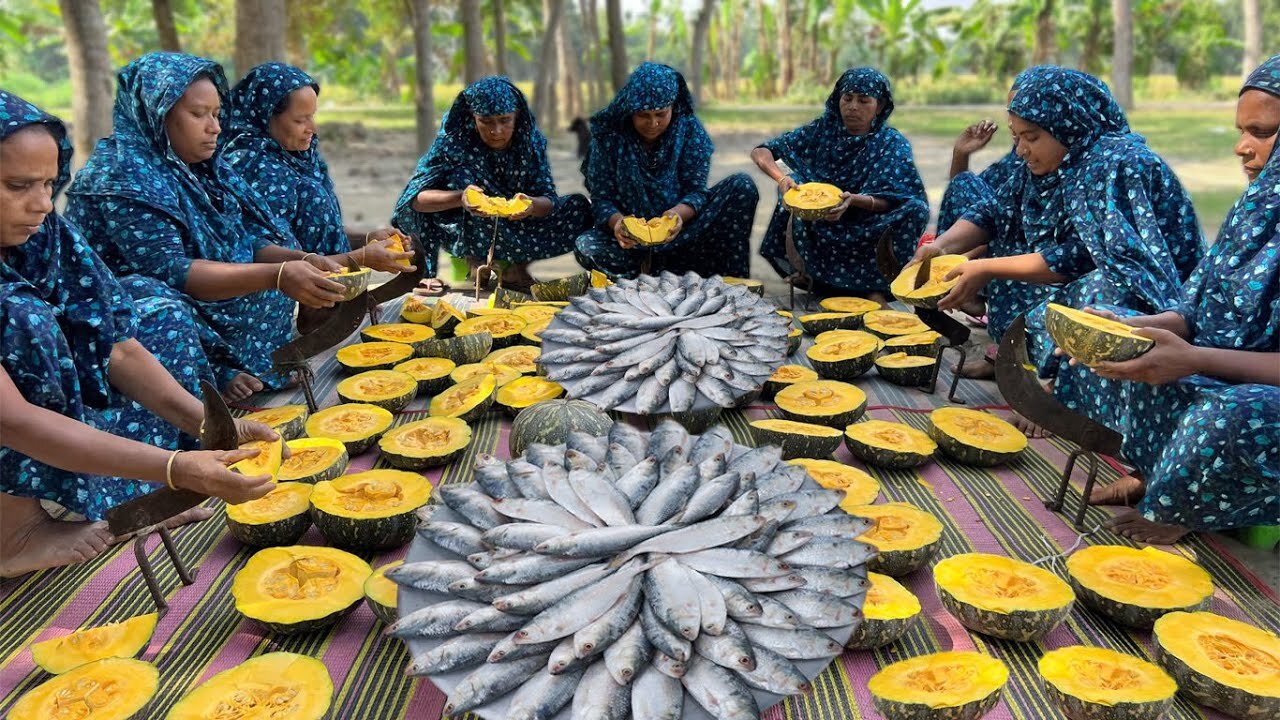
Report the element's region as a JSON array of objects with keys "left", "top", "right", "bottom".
[{"left": 2, "top": 295, "right": 1276, "bottom": 719}]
